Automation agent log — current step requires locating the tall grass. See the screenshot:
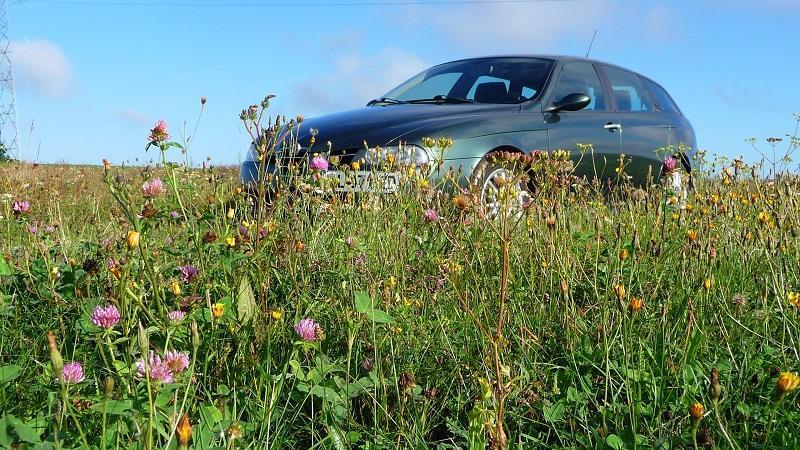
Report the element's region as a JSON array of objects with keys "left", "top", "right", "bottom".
[{"left": 0, "top": 98, "right": 799, "bottom": 449}]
